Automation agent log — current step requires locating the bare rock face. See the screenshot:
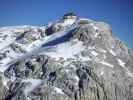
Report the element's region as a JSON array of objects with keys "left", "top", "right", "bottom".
[{"left": 0, "top": 13, "right": 133, "bottom": 100}]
